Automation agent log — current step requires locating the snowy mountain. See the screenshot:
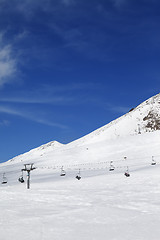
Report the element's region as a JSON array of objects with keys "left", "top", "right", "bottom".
[
  {"left": 68, "top": 92, "right": 160, "bottom": 146},
  {"left": 0, "top": 93, "right": 160, "bottom": 240},
  {"left": 5, "top": 92, "right": 160, "bottom": 167}
]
